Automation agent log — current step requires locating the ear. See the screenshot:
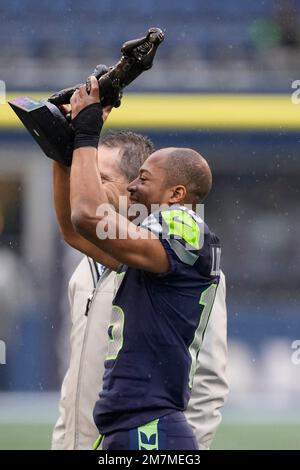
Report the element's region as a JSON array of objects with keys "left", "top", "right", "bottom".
[{"left": 169, "top": 185, "right": 187, "bottom": 204}]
